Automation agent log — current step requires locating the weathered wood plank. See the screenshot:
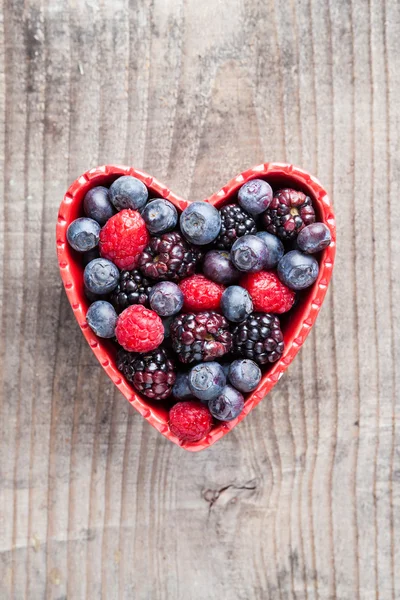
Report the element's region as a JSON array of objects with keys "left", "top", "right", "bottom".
[
  {"left": 385, "top": 1, "right": 400, "bottom": 597},
  {"left": 1, "top": 1, "right": 30, "bottom": 598}
]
